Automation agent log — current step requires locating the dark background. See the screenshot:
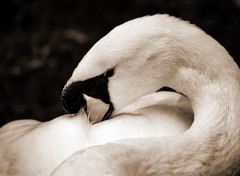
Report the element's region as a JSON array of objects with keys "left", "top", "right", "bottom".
[{"left": 1, "top": 0, "right": 240, "bottom": 126}]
